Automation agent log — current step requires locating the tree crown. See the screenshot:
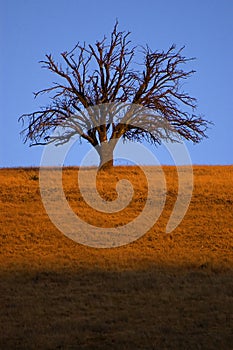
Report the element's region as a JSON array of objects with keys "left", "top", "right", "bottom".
[{"left": 19, "top": 21, "right": 211, "bottom": 150}]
